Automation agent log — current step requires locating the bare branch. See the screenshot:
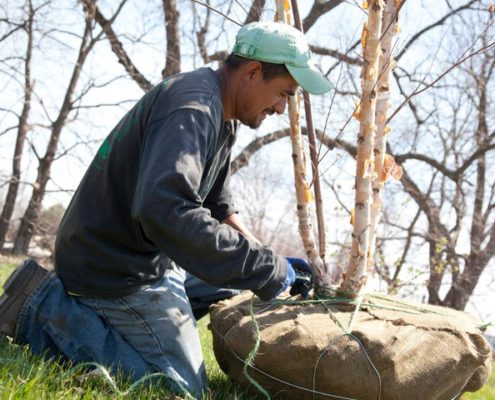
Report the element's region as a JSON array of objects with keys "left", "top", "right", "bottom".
[
  {"left": 244, "top": 0, "right": 266, "bottom": 24},
  {"left": 81, "top": 0, "right": 152, "bottom": 92},
  {"left": 162, "top": 0, "right": 181, "bottom": 78},
  {"left": 191, "top": 0, "right": 242, "bottom": 26},
  {"left": 388, "top": 40, "right": 495, "bottom": 123},
  {"left": 302, "top": 0, "right": 345, "bottom": 33},
  {"left": 395, "top": 0, "right": 476, "bottom": 61},
  {"left": 310, "top": 45, "right": 362, "bottom": 65}
]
